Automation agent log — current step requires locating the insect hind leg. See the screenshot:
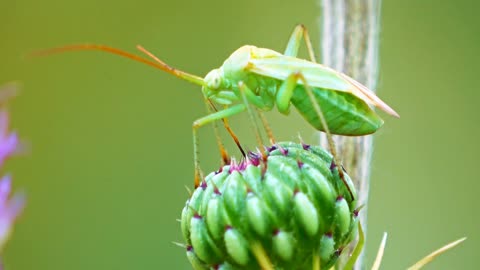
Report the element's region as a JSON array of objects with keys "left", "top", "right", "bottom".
[
  {"left": 297, "top": 73, "right": 354, "bottom": 199},
  {"left": 276, "top": 71, "right": 354, "bottom": 200},
  {"left": 284, "top": 24, "right": 317, "bottom": 62}
]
